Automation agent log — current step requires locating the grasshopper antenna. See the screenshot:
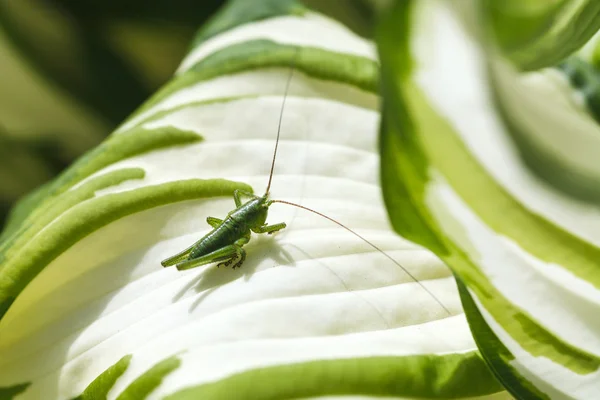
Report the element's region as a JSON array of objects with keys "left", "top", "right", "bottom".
[
  {"left": 265, "top": 47, "right": 301, "bottom": 196},
  {"left": 270, "top": 199, "right": 452, "bottom": 316}
]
